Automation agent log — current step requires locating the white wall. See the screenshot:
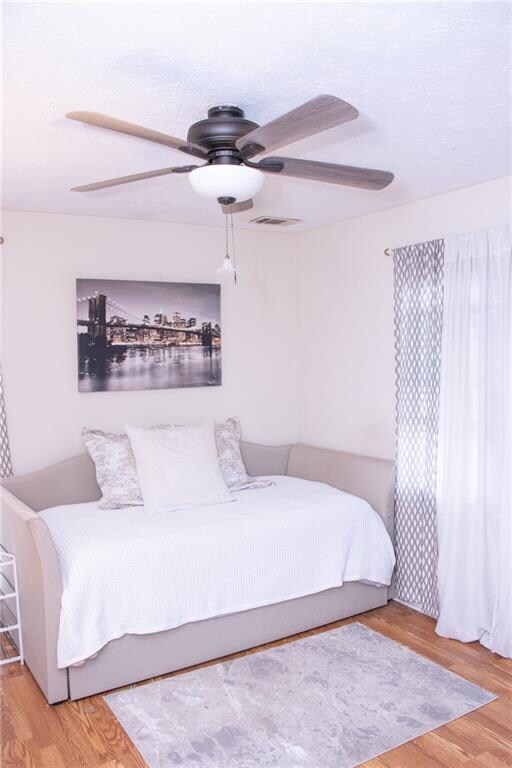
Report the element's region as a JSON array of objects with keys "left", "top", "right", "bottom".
[
  {"left": 296, "top": 176, "right": 511, "bottom": 460},
  {"left": 1, "top": 211, "right": 298, "bottom": 474},
  {"left": 2, "top": 176, "right": 510, "bottom": 475}
]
